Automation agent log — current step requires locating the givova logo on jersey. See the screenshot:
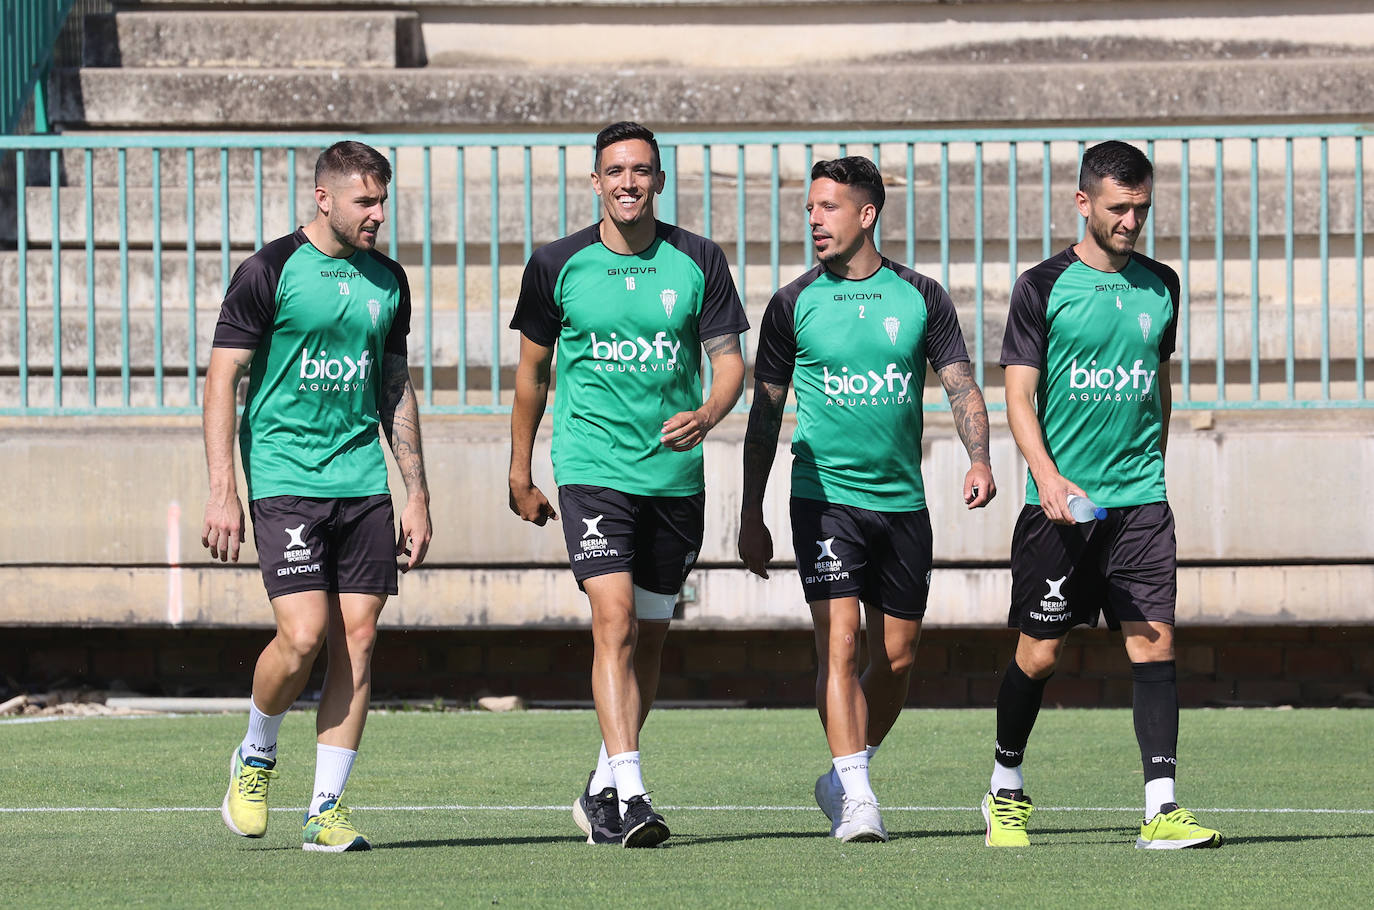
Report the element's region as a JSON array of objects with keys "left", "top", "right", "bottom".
[
  {"left": 1066, "top": 357, "right": 1156, "bottom": 403},
  {"left": 589, "top": 332, "right": 681, "bottom": 373},
  {"left": 821, "top": 362, "right": 913, "bottom": 407},
  {"left": 298, "top": 348, "right": 374, "bottom": 393}
]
